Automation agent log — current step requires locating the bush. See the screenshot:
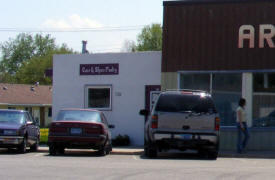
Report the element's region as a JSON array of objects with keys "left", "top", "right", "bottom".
[
  {"left": 112, "top": 134, "right": 130, "bottom": 146},
  {"left": 40, "top": 128, "right": 48, "bottom": 144}
]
